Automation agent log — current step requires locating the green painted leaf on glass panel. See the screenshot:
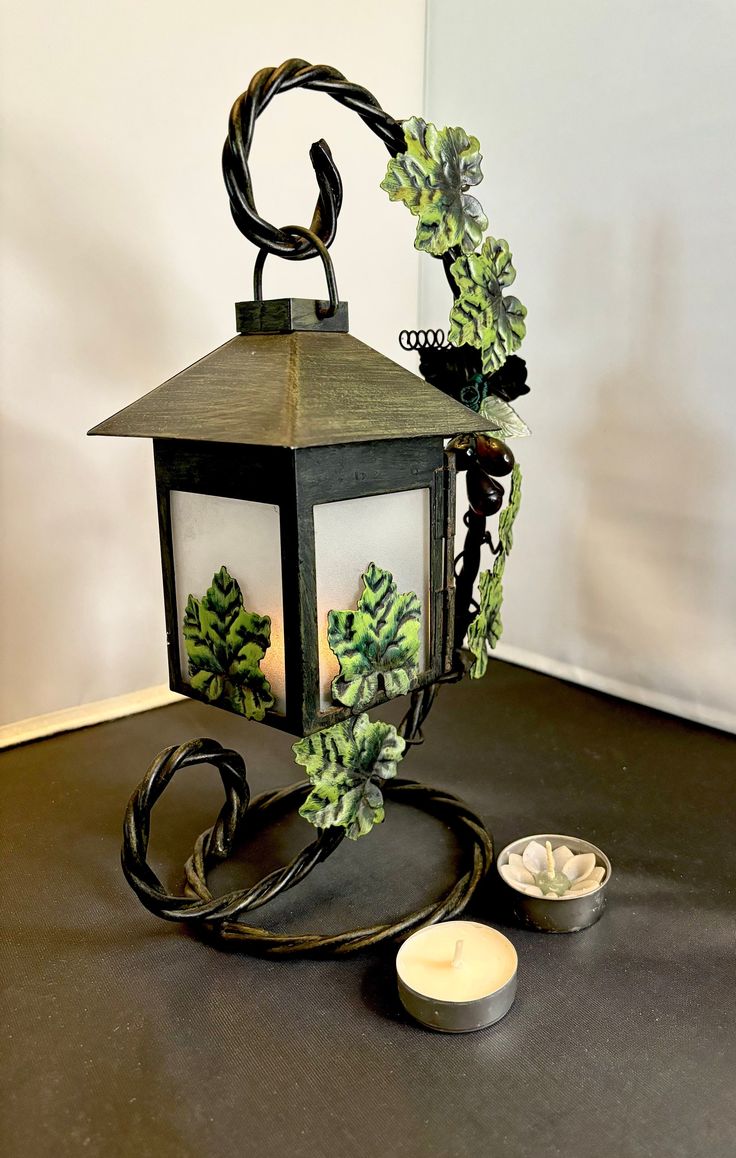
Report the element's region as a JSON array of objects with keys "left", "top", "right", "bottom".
[
  {"left": 182, "top": 565, "right": 274, "bottom": 721},
  {"left": 327, "top": 562, "right": 421, "bottom": 710},
  {"left": 293, "top": 714, "right": 405, "bottom": 840},
  {"left": 380, "top": 117, "right": 488, "bottom": 256}
]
